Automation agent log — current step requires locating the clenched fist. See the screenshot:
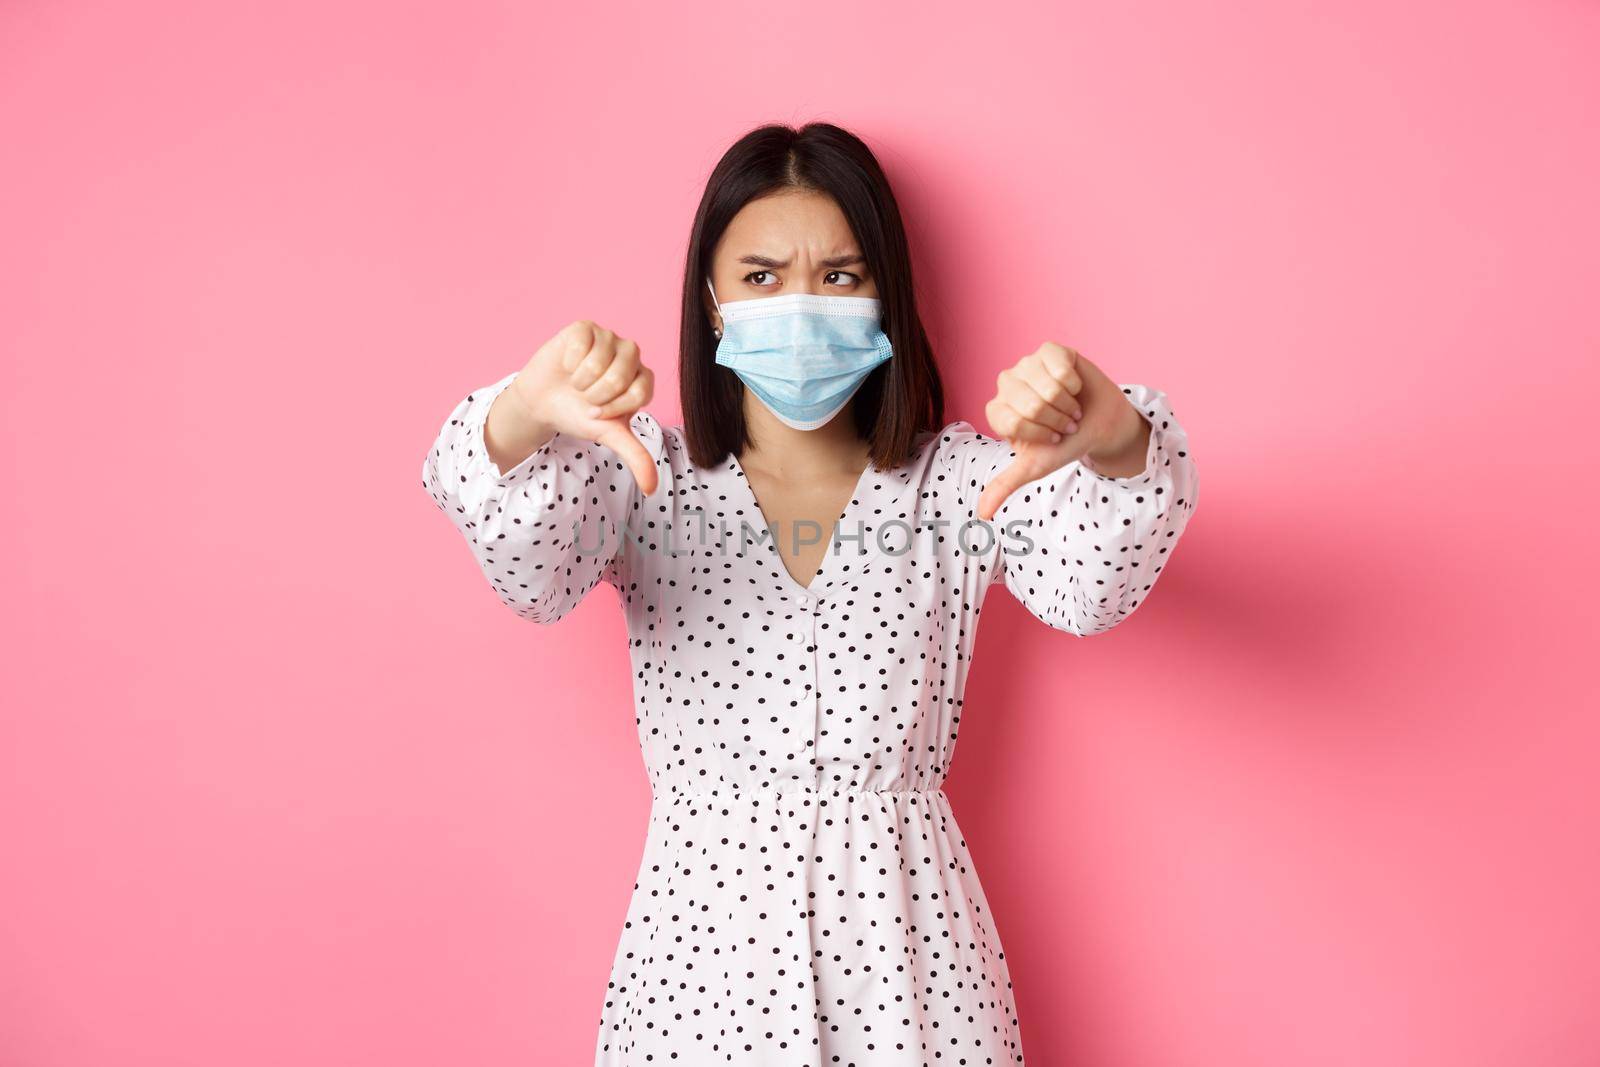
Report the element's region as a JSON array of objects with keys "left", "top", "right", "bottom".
[
  {"left": 976, "top": 342, "right": 1150, "bottom": 521},
  {"left": 487, "top": 319, "right": 659, "bottom": 496}
]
